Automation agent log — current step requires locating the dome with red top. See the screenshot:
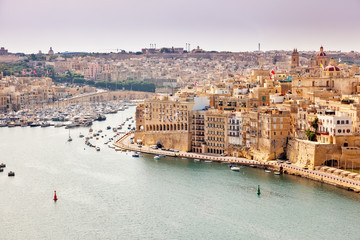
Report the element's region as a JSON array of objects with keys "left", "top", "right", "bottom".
[
  {"left": 324, "top": 65, "right": 340, "bottom": 71},
  {"left": 316, "top": 46, "right": 327, "bottom": 57}
]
